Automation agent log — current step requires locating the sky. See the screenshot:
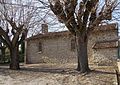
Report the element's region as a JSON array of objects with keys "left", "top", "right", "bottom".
[{"left": 1, "top": 0, "right": 120, "bottom": 36}]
